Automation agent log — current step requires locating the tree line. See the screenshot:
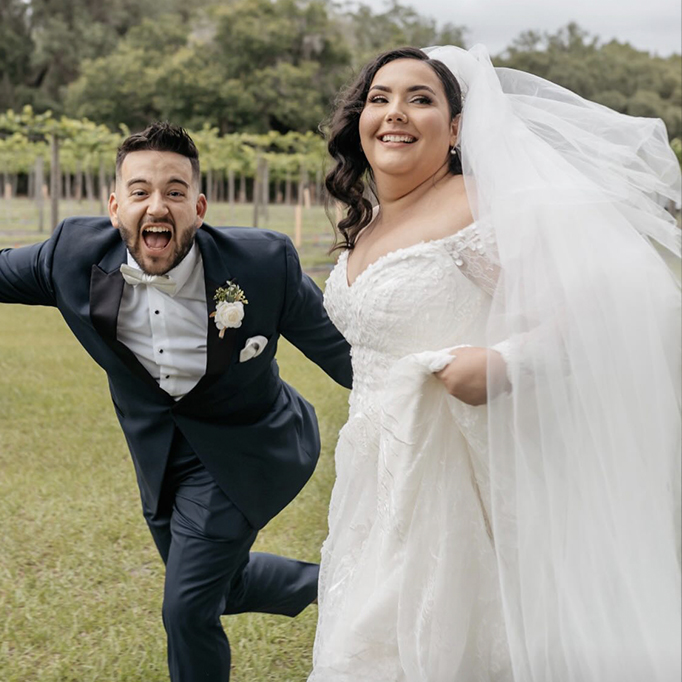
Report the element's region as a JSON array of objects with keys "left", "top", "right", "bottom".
[{"left": 1, "top": 0, "right": 680, "bottom": 139}]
